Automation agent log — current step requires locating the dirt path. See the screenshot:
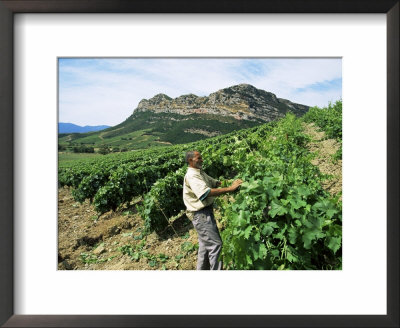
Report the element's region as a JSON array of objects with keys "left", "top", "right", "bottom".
[
  {"left": 302, "top": 122, "right": 342, "bottom": 197},
  {"left": 58, "top": 187, "right": 198, "bottom": 270}
]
